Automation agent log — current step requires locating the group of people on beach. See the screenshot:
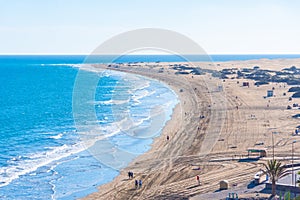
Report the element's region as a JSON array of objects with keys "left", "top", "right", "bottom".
[
  {"left": 135, "top": 179, "right": 142, "bottom": 189},
  {"left": 128, "top": 171, "right": 143, "bottom": 189},
  {"left": 128, "top": 171, "right": 134, "bottom": 179}
]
